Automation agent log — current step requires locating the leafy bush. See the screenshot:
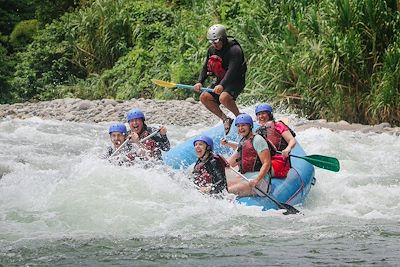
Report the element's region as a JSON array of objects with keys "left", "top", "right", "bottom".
[{"left": 9, "top": 19, "right": 38, "bottom": 50}]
